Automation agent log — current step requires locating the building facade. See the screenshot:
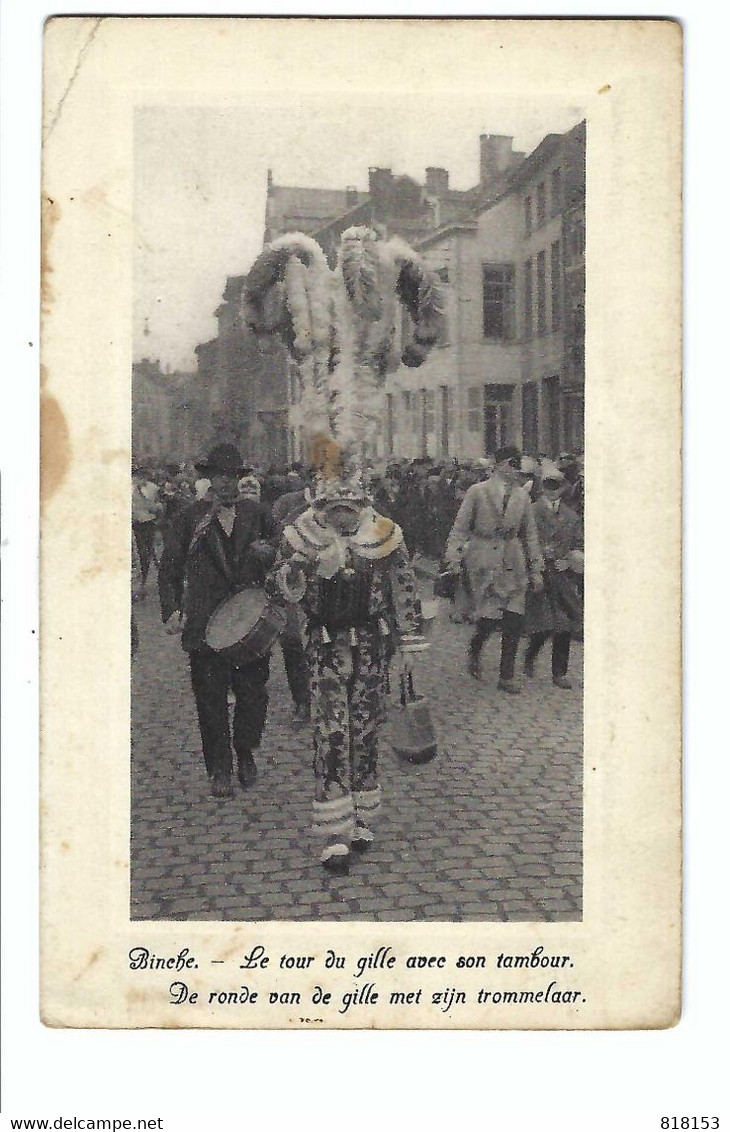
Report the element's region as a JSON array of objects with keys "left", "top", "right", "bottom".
[
  {"left": 194, "top": 275, "right": 290, "bottom": 469},
  {"left": 381, "top": 122, "right": 586, "bottom": 461},
  {"left": 188, "top": 126, "right": 584, "bottom": 469},
  {"left": 132, "top": 359, "right": 205, "bottom": 467}
]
